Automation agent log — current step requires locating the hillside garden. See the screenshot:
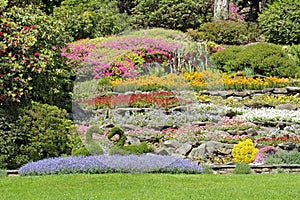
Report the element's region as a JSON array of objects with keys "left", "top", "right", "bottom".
[{"left": 1, "top": 0, "right": 300, "bottom": 179}]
